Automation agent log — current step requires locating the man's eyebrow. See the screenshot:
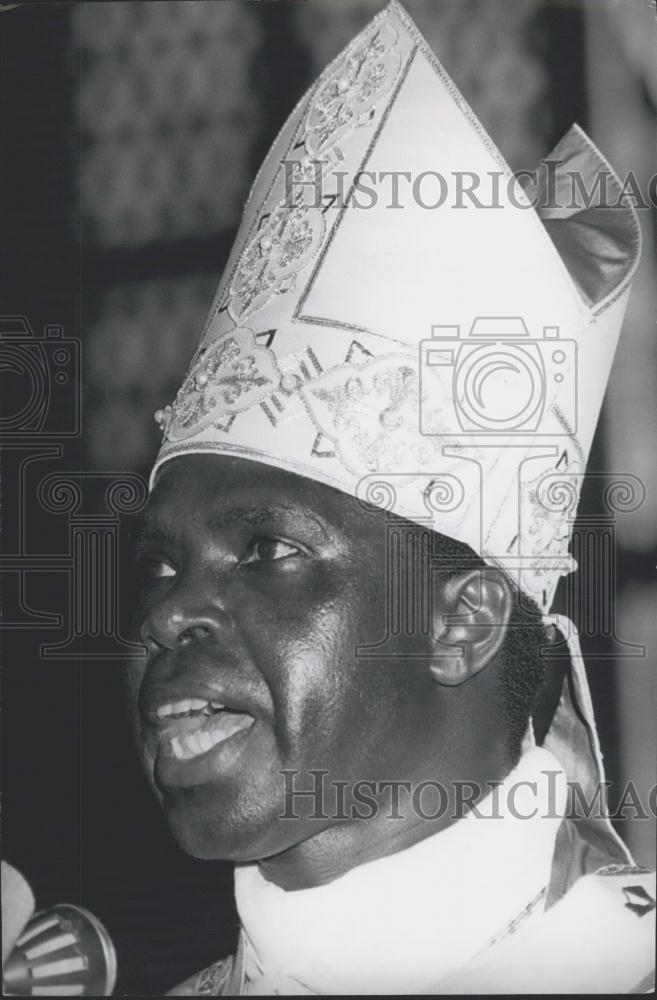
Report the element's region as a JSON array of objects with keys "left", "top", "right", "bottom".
[
  {"left": 133, "top": 503, "right": 330, "bottom": 546},
  {"left": 134, "top": 520, "right": 180, "bottom": 550},
  {"left": 208, "top": 503, "right": 329, "bottom": 540}
]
